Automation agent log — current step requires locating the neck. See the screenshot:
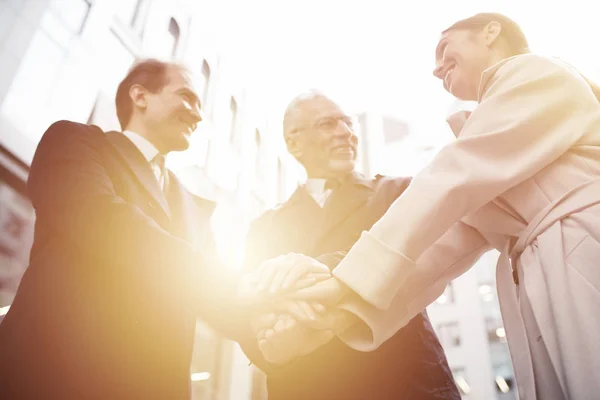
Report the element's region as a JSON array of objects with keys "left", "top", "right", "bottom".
[
  {"left": 124, "top": 120, "right": 167, "bottom": 155},
  {"left": 306, "top": 169, "right": 351, "bottom": 181}
]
